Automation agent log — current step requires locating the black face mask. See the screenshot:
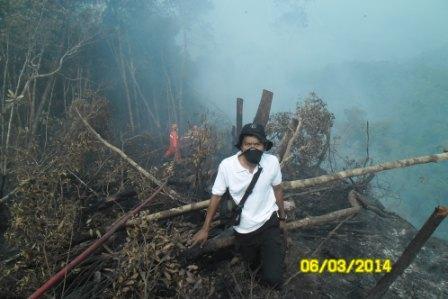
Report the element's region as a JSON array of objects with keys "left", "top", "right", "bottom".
[{"left": 243, "top": 148, "right": 263, "bottom": 165}]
